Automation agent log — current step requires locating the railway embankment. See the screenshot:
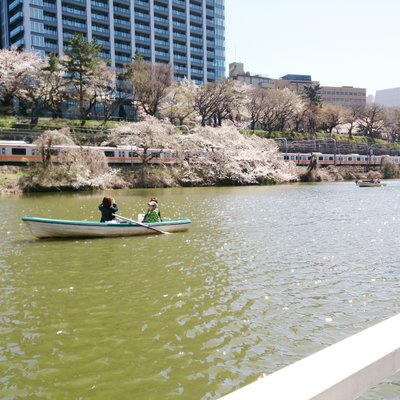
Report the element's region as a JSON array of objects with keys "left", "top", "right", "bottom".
[{"left": 0, "top": 164, "right": 388, "bottom": 195}]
